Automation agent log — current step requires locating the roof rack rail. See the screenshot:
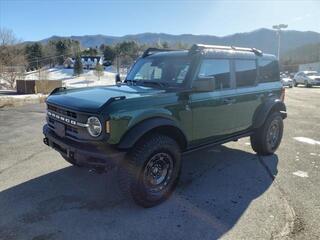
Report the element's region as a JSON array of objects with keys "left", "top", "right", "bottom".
[
  {"left": 142, "top": 47, "right": 181, "bottom": 58},
  {"left": 189, "top": 44, "right": 263, "bottom": 56}
]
